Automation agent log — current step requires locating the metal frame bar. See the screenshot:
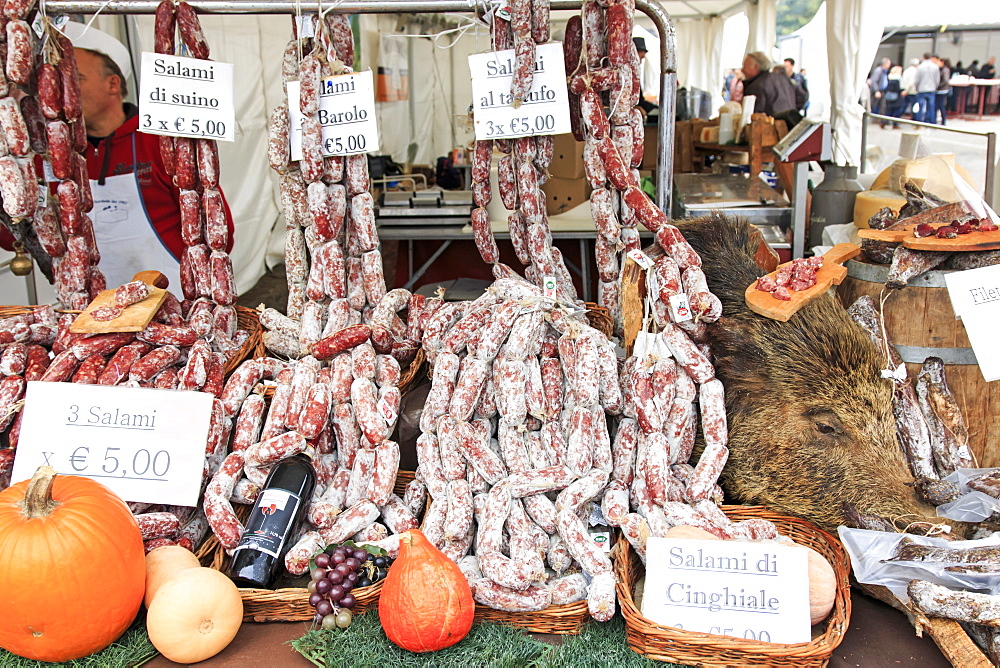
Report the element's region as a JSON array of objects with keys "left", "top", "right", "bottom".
[
  {"left": 861, "top": 111, "right": 996, "bottom": 207},
  {"left": 43, "top": 0, "right": 678, "bottom": 213}
]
